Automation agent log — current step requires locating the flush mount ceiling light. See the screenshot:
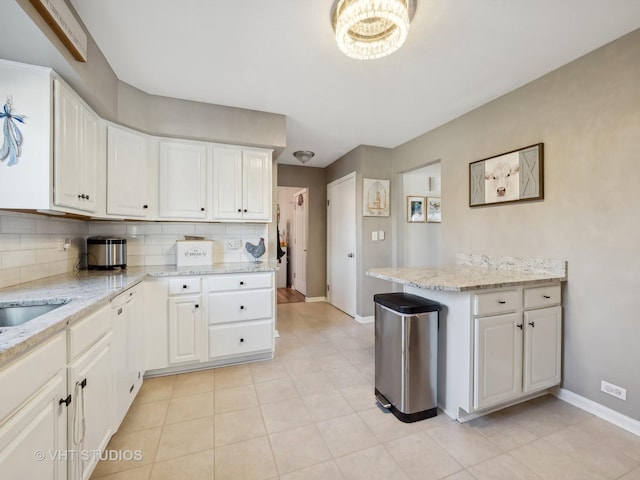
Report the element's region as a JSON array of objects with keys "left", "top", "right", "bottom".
[
  {"left": 331, "top": 0, "right": 416, "bottom": 60},
  {"left": 293, "top": 150, "right": 315, "bottom": 164}
]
